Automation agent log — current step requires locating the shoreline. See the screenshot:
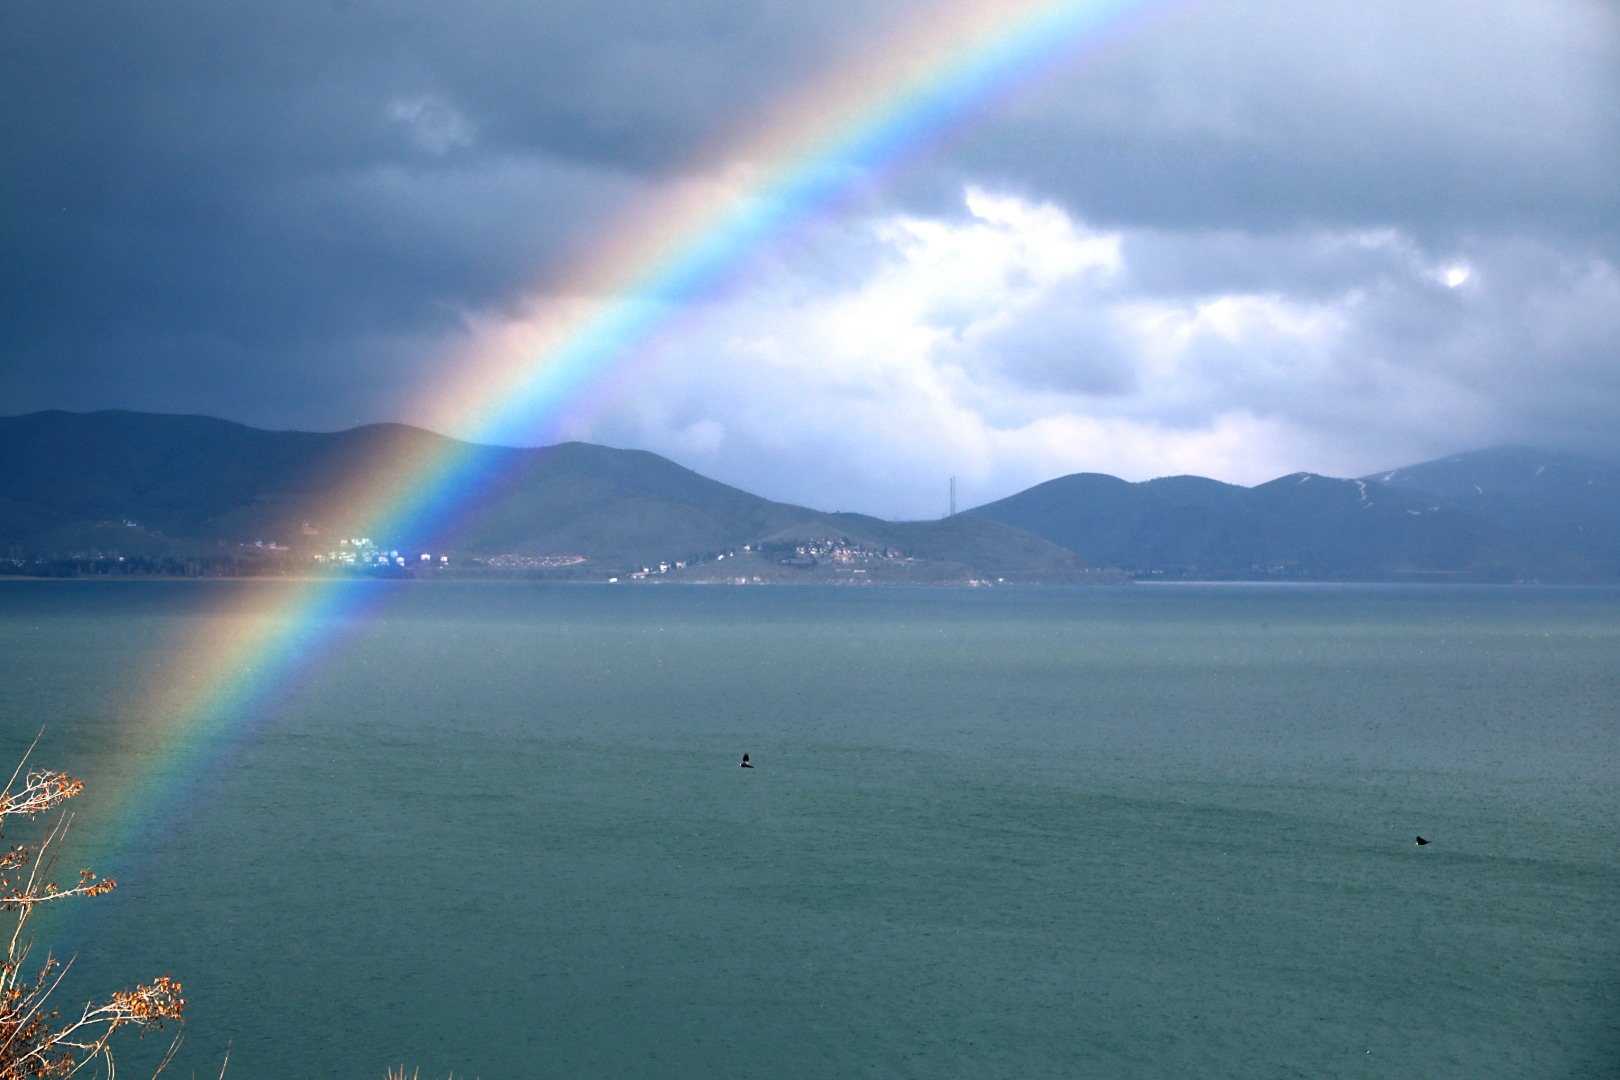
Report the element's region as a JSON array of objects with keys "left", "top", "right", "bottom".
[{"left": 4, "top": 574, "right": 1615, "bottom": 589}]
